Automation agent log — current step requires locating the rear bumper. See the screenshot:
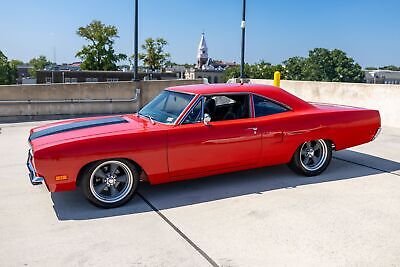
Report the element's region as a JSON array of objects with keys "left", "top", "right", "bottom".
[
  {"left": 372, "top": 127, "right": 382, "bottom": 141},
  {"left": 27, "top": 150, "right": 44, "bottom": 185}
]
